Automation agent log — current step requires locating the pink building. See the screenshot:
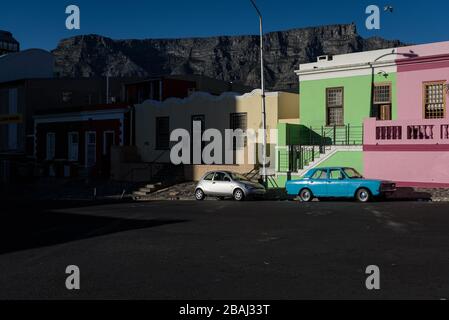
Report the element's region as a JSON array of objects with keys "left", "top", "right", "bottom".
[{"left": 364, "top": 41, "right": 449, "bottom": 187}]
